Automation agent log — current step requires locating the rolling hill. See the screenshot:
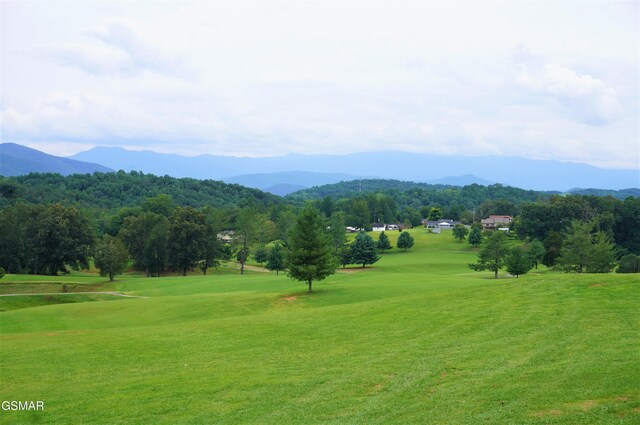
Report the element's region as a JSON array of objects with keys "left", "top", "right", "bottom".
[{"left": 0, "top": 143, "right": 112, "bottom": 176}]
